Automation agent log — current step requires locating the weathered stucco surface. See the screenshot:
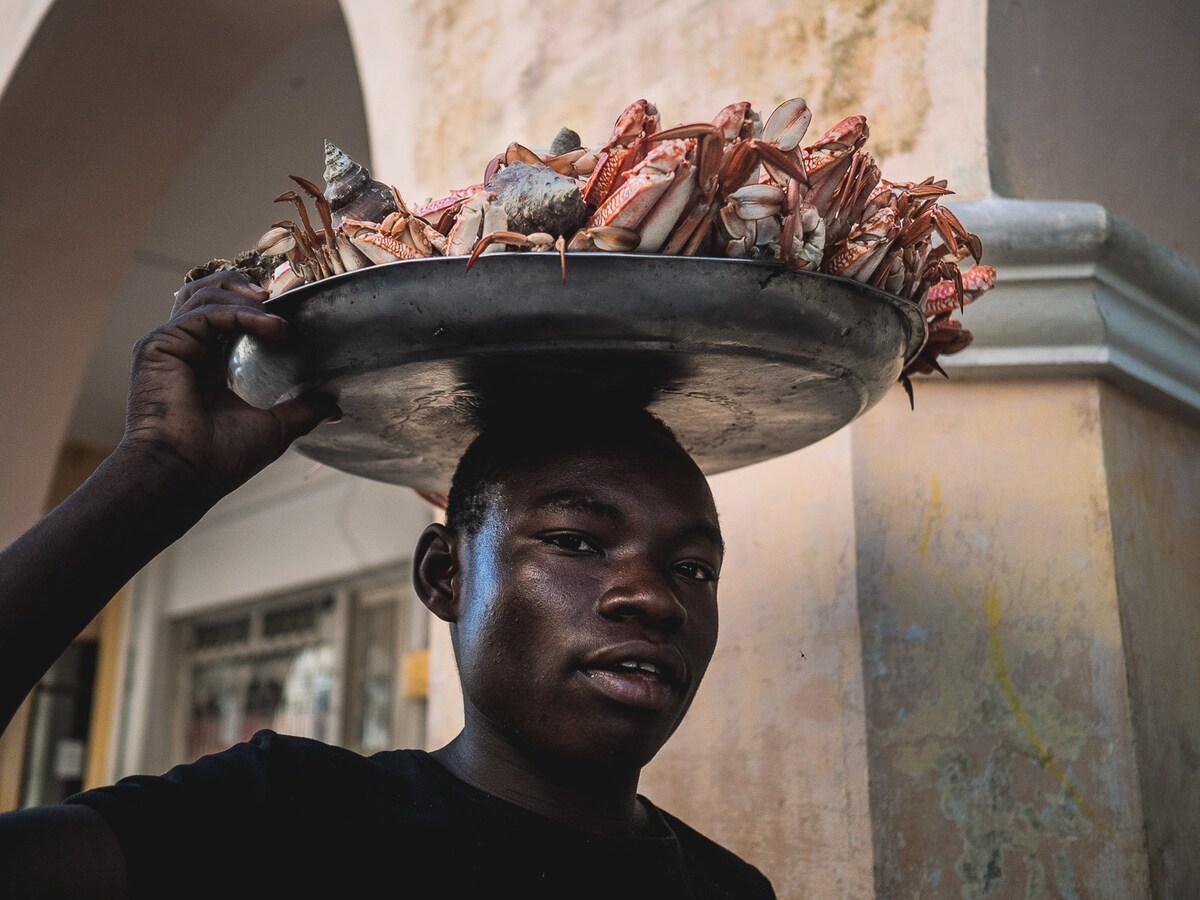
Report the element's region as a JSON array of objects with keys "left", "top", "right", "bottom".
[
  {"left": 987, "top": 0, "right": 1200, "bottom": 266},
  {"left": 342, "top": 0, "right": 989, "bottom": 205},
  {"left": 1100, "top": 385, "right": 1200, "bottom": 899},
  {"left": 643, "top": 430, "right": 873, "bottom": 898},
  {"left": 851, "top": 379, "right": 1149, "bottom": 898}
]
